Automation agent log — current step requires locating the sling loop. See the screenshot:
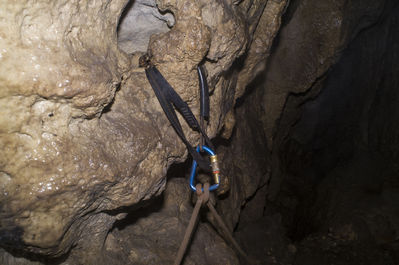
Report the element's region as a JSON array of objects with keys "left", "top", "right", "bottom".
[
  {"left": 139, "top": 56, "right": 249, "bottom": 264},
  {"left": 141, "top": 55, "right": 214, "bottom": 172},
  {"left": 197, "top": 65, "right": 209, "bottom": 120},
  {"left": 198, "top": 65, "right": 209, "bottom": 150}
]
